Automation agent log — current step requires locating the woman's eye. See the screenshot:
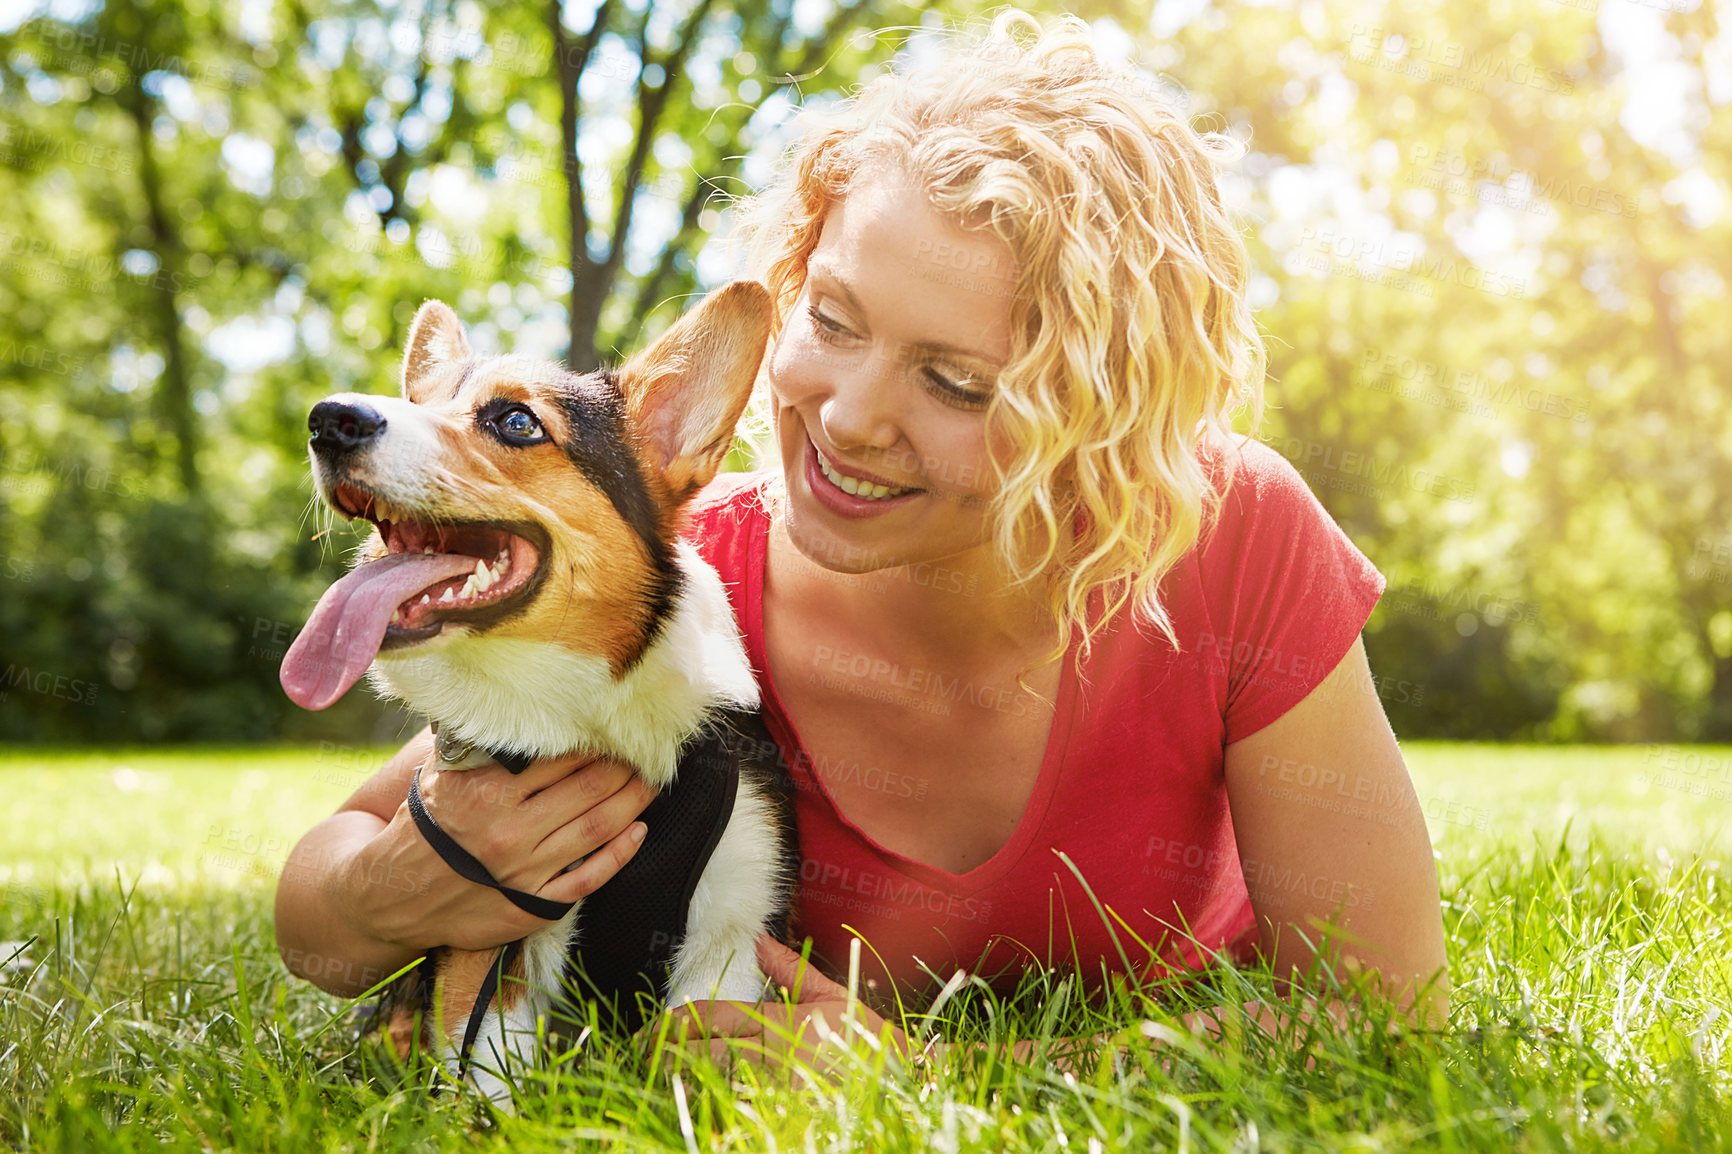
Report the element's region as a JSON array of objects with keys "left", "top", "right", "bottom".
[
  {"left": 807, "top": 305, "right": 851, "bottom": 341},
  {"left": 924, "top": 368, "right": 992, "bottom": 410}
]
